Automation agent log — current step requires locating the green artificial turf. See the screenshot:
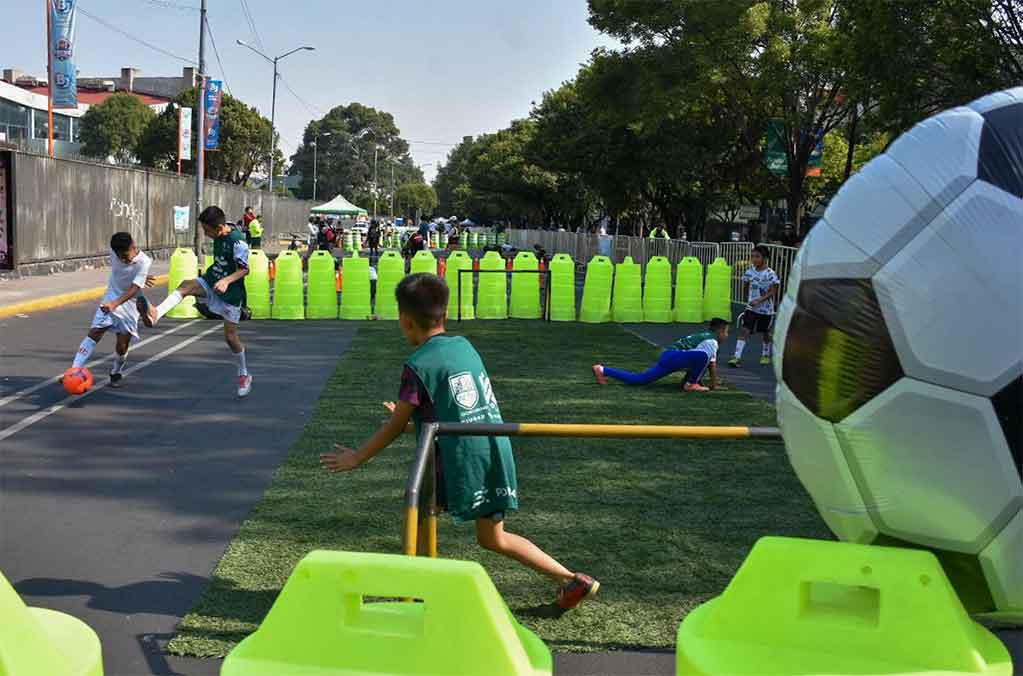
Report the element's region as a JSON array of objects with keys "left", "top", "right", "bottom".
[{"left": 167, "top": 321, "right": 829, "bottom": 658}]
